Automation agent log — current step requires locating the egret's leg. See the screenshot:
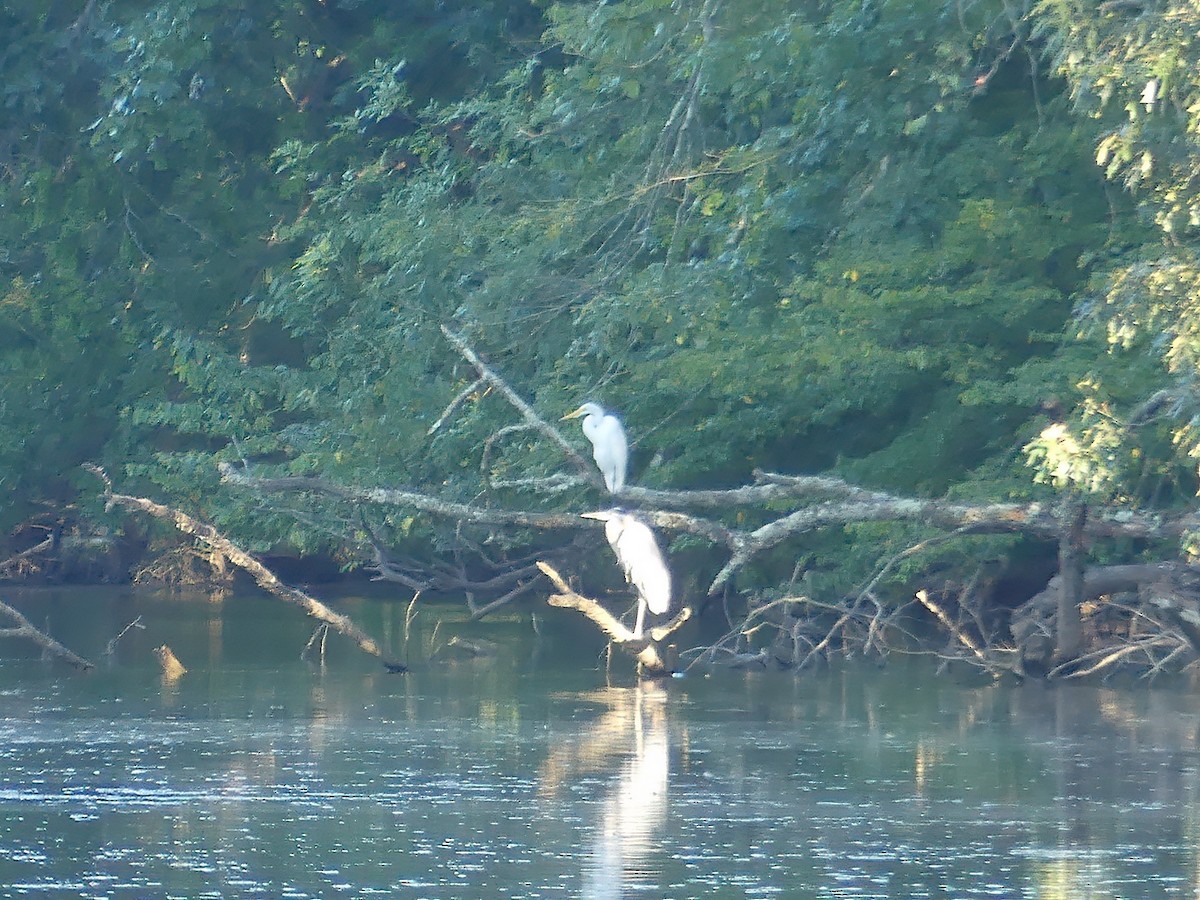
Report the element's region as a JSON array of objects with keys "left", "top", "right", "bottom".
[{"left": 633, "top": 598, "right": 646, "bottom": 639}]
